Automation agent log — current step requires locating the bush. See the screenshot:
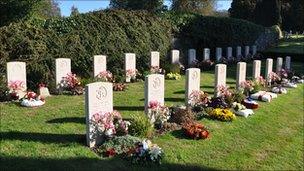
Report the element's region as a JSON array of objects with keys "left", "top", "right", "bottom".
[
  {"left": 128, "top": 114, "right": 154, "bottom": 138},
  {"left": 0, "top": 10, "right": 172, "bottom": 89}
]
